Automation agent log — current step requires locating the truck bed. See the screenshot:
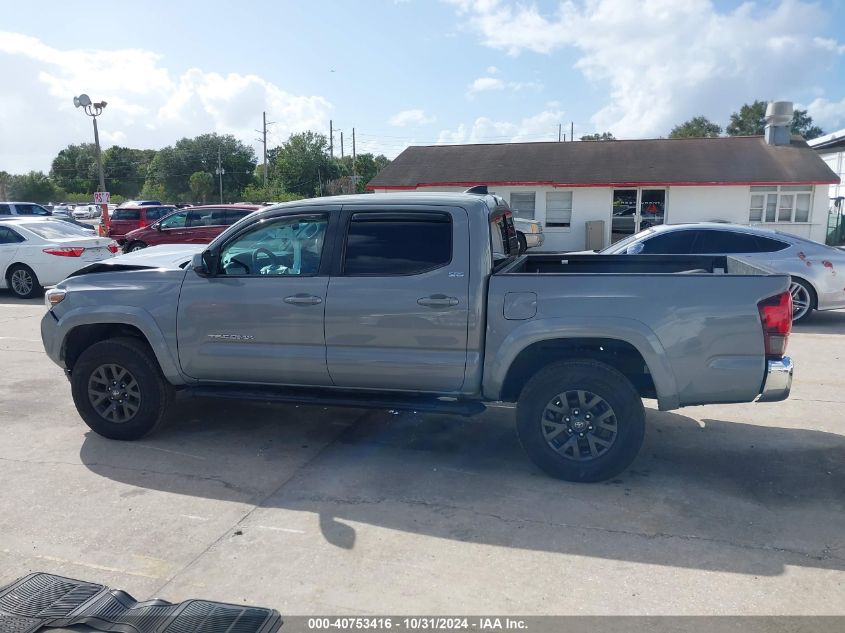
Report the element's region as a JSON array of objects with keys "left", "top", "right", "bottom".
[{"left": 499, "top": 253, "right": 761, "bottom": 276}]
